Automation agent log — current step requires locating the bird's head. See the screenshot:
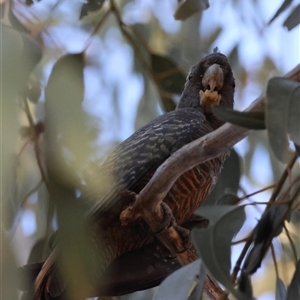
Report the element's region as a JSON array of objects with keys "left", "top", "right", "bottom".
[{"left": 177, "top": 50, "right": 235, "bottom": 112}]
